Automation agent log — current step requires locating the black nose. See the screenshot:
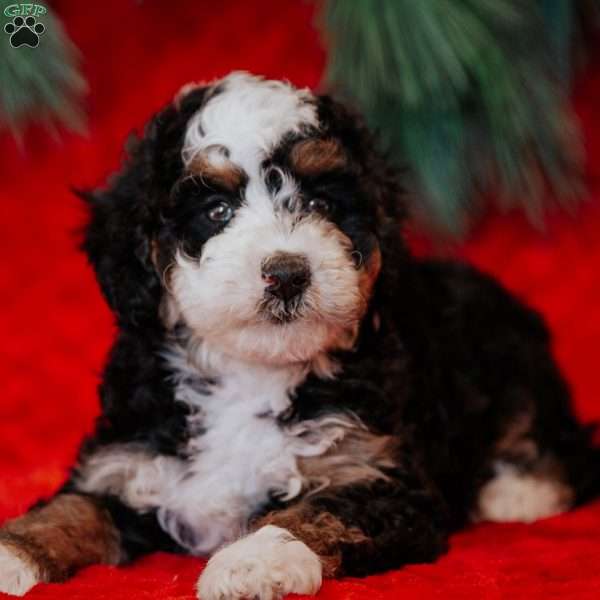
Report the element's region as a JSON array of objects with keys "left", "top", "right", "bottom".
[{"left": 262, "top": 252, "right": 311, "bottom": 303}]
